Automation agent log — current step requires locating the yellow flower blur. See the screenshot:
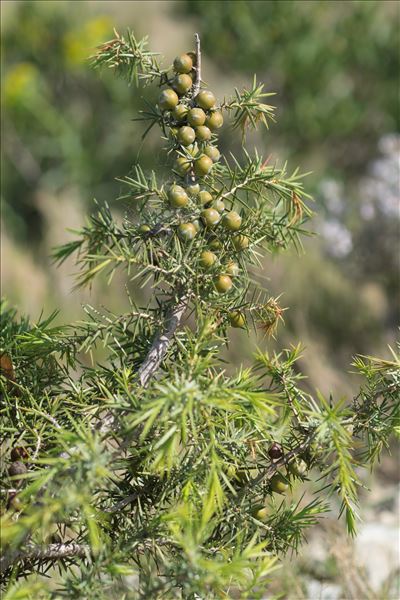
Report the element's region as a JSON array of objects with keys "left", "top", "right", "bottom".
[
  {"left": 4, "top": 62, "right": 39, "bottom": 104},
  {"left": 63, "top": 16, "right": 112, "bottom": 67}
]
